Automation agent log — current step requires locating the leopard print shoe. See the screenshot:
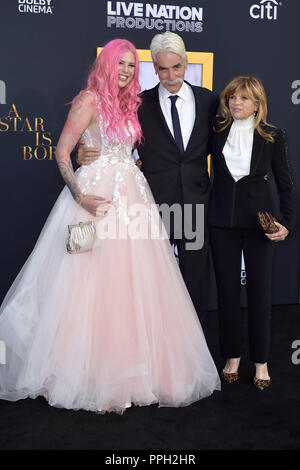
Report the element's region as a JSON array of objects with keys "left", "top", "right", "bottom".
[
  {"left": 221, "top": 370, "right": 239, "bottom": 383},
  {"left": 253, "top": 377, "right": 271, "bottom": 390}
]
